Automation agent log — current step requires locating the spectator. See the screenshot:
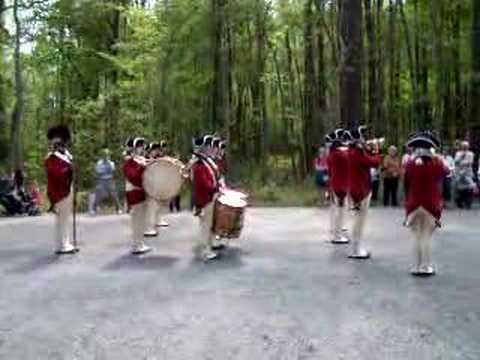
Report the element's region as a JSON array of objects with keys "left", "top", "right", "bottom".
[
  {"left": 170, "top": 195, "right": 181, "bottom": 213},
  {"left": 370, "top": 167, "right": 380, "bottom": 203},
  {"left": 454, "top": 141, "right": 475, "bottom": 209},
  {"left": 12, "top": 169, "right": 26, "bottom": 198},
  {"left": 314, "top": 146, "right": 329, "bottom": 204},
  {"left": 401, "top": 147, "right": 413, "bottom": 196},
  {"left": 92, "top": 148, "right": 122, "bottom": 215},
  {"left": 382, "top": 145, "right": 402, "bottom": 206},
  {"left": 441, "top": 148, "right": 455, "bottom": 207},
  {"left": 28, "top": 180, "right": 43, "bottom": 210}
]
